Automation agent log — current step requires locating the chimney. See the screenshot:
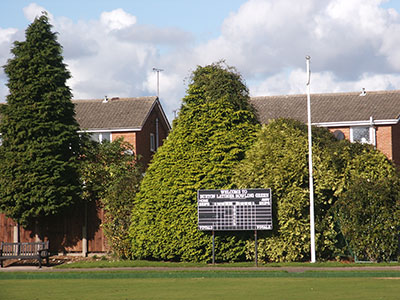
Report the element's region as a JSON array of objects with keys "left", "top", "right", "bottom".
[
  {"left": 359, "top": 88, "right": 366, "bottom": 96},
  {"left": 102, "top": 96, "right": 109, "bottom": 103}
]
